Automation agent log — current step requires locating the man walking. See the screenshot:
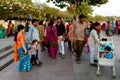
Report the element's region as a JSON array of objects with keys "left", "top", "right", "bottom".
[
  {"left": 73, "top": 14, "right": 87, "bottom": 64},
  {"left": 56, "top": 17, "right": 66, "bottom": 58}
]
